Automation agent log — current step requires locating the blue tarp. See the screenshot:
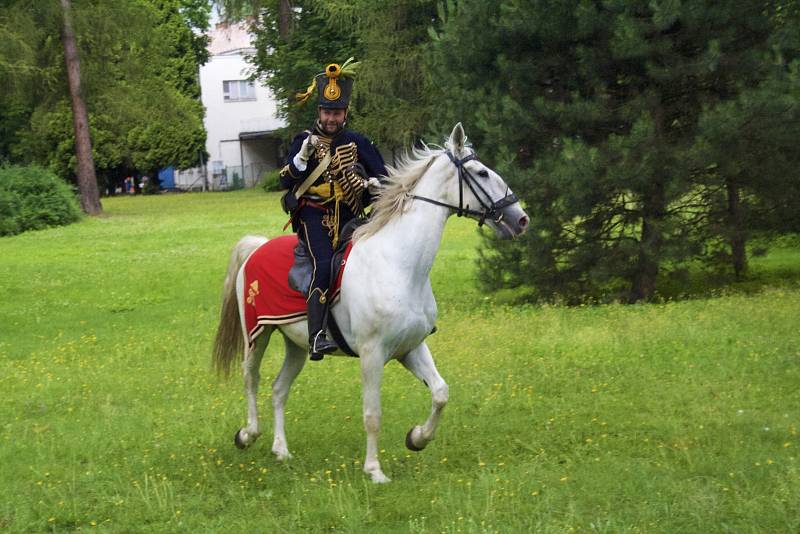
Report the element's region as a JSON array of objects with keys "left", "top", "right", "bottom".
[{"left": 158, "top": 167, "right": 175, "bottom": 190}]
